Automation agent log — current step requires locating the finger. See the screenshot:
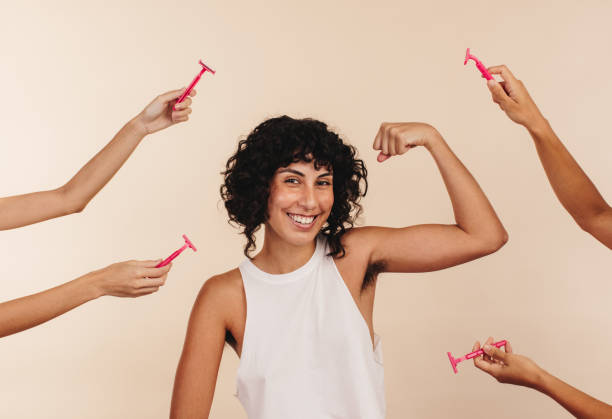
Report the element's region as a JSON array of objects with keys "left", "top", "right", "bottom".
[
  {"left": 487, "top": 79, "right": 511, "bottom": 106},
  {"left": 142, "top": 264, "right": 172, "bottom": 279},
  {"left": 505, "top": 340, "right": 513, "bottom": 354},
  {"left": 373, "top": 125, "right": 384, "bottom": 150},
  {"left": 483, "top": 344, "right": 508, "bottom": 363},
  {"left": 138, "top": 259, "right": 164, "bottom": 268},
  {"left": 487, "top": 65, "right": 517, "bottom": 83},
  {"left": 377, "top": 152, "right": 390, "bottom": 163},
  {"left": 174, "top": 96, "right": 192, "bottom": 110},
  {"left": 474, "top": 357, "right": 502, "bottom": 378},
  {"left": 136, "top": 277, "right": 166, "bottom": 288},
  {"left": 188, "top": 89, "right": 197, "bottom": 97},
  {"left": 381, "top": 129, "right": 390, "bottom": 156},
  {"left": 158, "top": 88, "right": 187, "bottom": 104},
  {"left": 133, "top": 286, "right": 160, "bottom": 296},
  {"left": 472, "top": 341, "right": 481, "bottom": 366},
  {"left": 388, "top": 134, "right": 398, "bottom": 156},
  {"left": 172, "top": 108, "right": 193, "bottom": 120}
]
